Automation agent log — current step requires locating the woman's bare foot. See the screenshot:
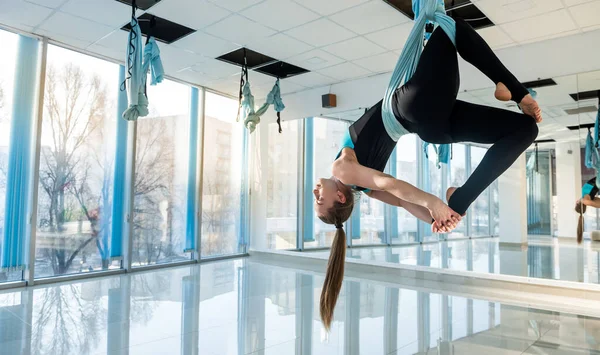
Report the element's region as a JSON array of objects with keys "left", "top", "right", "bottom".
[
  {"left": 494, "top": 82, "right": 511, "bottom": 101},
  {"left": 519, "top": 94, "right": 543, "bottom": 123}
]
